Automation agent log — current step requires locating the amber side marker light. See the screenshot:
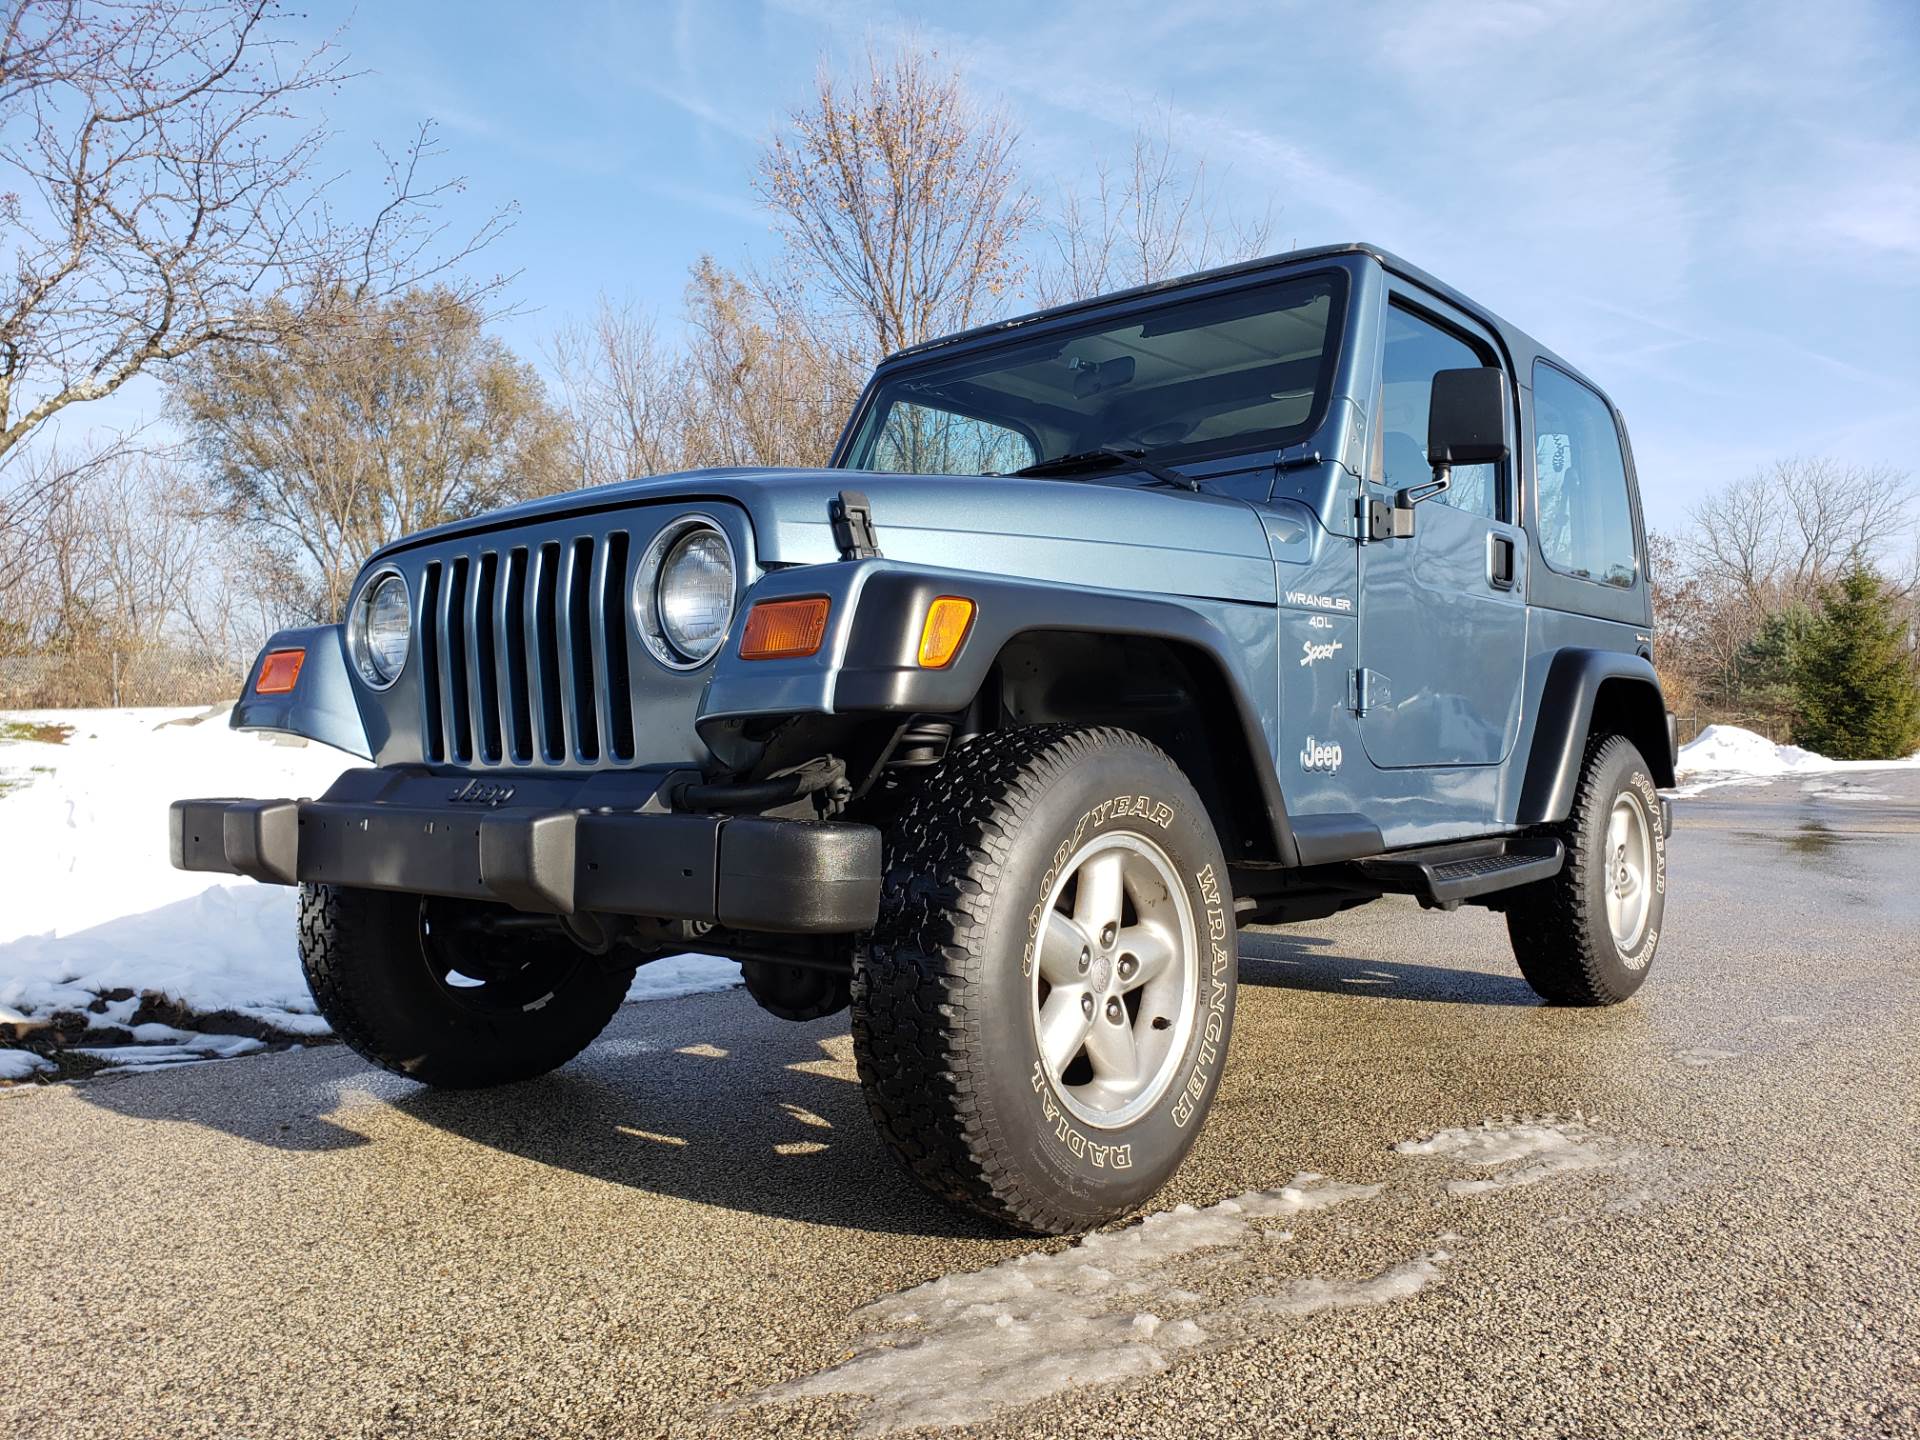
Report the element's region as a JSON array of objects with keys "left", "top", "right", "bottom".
[
  {"left": 740, "top": 597, "right": 831, "bottom": 660},
  {"left": 918, "top": 596, "right": 975, "bottom": 669},
  {"left": 254, "top": 648, "right": 306, "bottom": 694}
]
